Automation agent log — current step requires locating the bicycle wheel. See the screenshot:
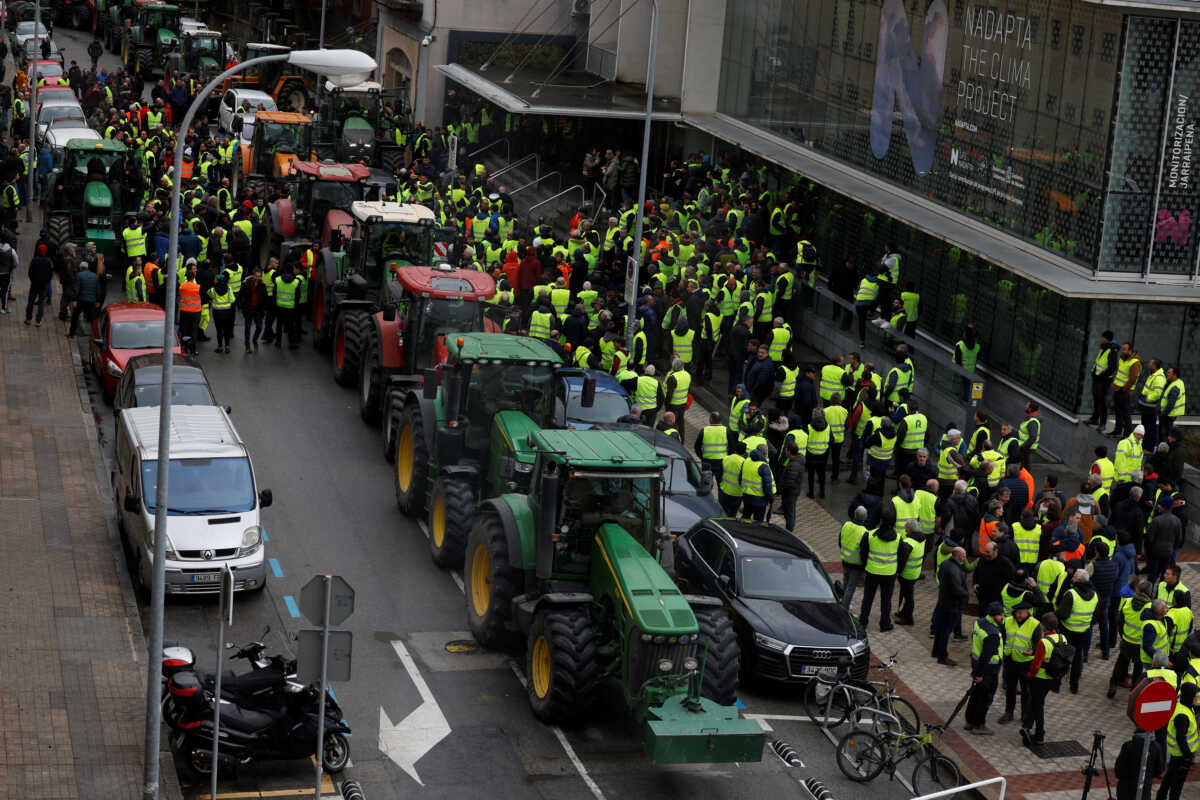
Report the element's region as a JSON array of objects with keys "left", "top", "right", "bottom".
[
  {"left": 836, "top": 729, "right": 887, "bottom": 783},
  {"left": 888, "top": 695, "right": 921, "bottom": 734},
  {"left": 804, "top": 677, "right": 853, "bottom": 727},
  {"left": 912, "top": 752, "right": 962, "bottom": 794}
]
